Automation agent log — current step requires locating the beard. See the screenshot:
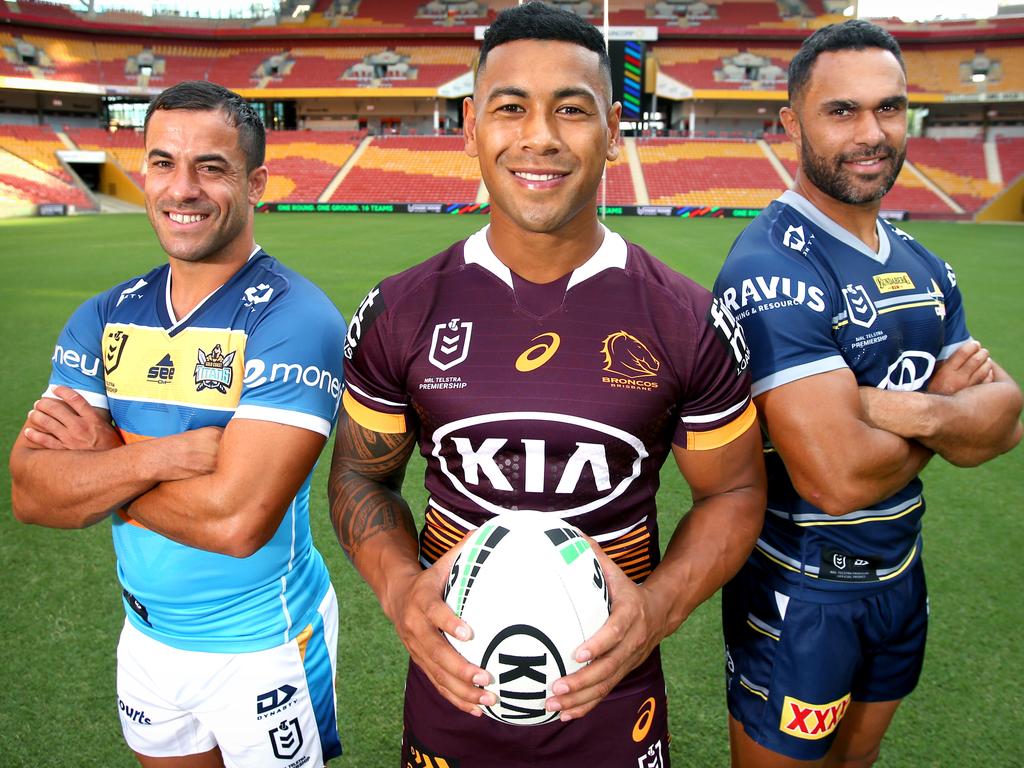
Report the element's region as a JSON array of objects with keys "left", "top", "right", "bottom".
[{"left": 800, "top": 131, "right": 906, "bottom": 205}]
